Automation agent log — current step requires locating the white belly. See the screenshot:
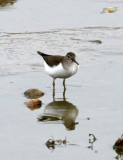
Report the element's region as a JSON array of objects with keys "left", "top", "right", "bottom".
[{"left": 44, "top": 61, "right": 78, "bottom": 79}]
